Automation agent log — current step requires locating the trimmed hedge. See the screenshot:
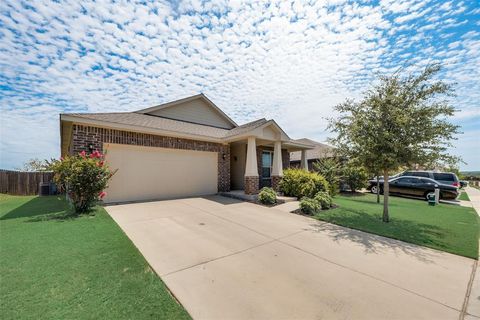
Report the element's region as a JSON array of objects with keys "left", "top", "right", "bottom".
[
  {"left": 314, "top": 191, "right": 332, "bottom": 210},
  {"left": 279, "top": 168, "right": 330, "bottom": 199},
  {"left": 258, "top": 187, "right": 277, "bottom": 205},
  {"left": 299, "top": 197, "right": 320, "bottom": 215}
]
